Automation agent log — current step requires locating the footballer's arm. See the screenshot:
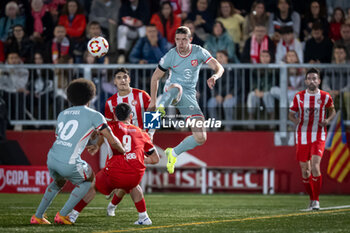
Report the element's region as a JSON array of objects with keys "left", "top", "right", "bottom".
[
  {"left": 319, "top": 105, "right": 336, "bottom": 127},
  {"left": 288, "top": 111, "right": 300, "bottom": 125},
  {"left": 150, "top": 67, "right": 166, "bottom": 110},
  {"left": 144, "top": 149, "right": 160, "bottom": 164},
  {"left": 206, "top": 58, "right": 224, "bottom": 89},
  {"left": 99, "top": 125, "right": 125, "bottom": 154}
]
